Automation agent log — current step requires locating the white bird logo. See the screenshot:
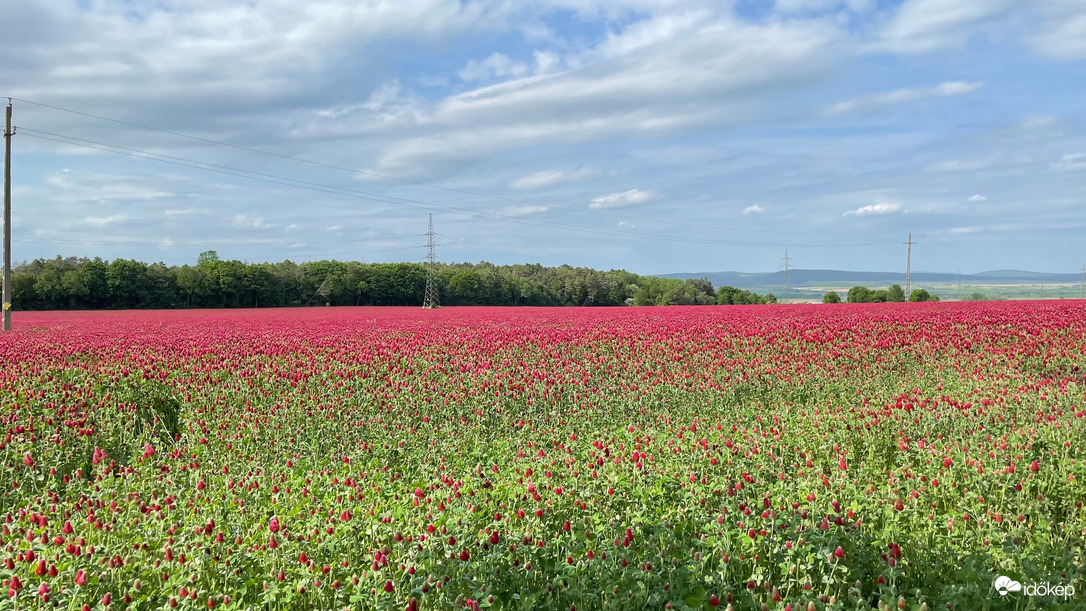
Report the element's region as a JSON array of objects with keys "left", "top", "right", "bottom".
[{"left": 995, "top": 576, "right": 1022, "bottom": 596}]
